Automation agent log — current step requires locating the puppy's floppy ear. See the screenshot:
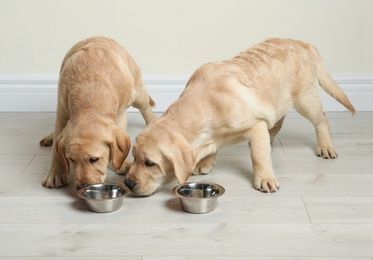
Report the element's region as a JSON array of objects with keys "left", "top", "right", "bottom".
[
  {"left": 109, "top": 128, "right": 131, "bottom": 170},
  {"left": 163, "top": 142, "right": 196, "bottom": 184},
  {"left": 55, "top": 132, "right": 70, "bottom": 174}
]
